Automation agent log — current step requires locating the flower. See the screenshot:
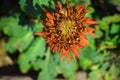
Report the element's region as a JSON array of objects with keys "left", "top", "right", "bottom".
[{"left": 35, "top": 0, "right": 98, "bottom": 62}]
